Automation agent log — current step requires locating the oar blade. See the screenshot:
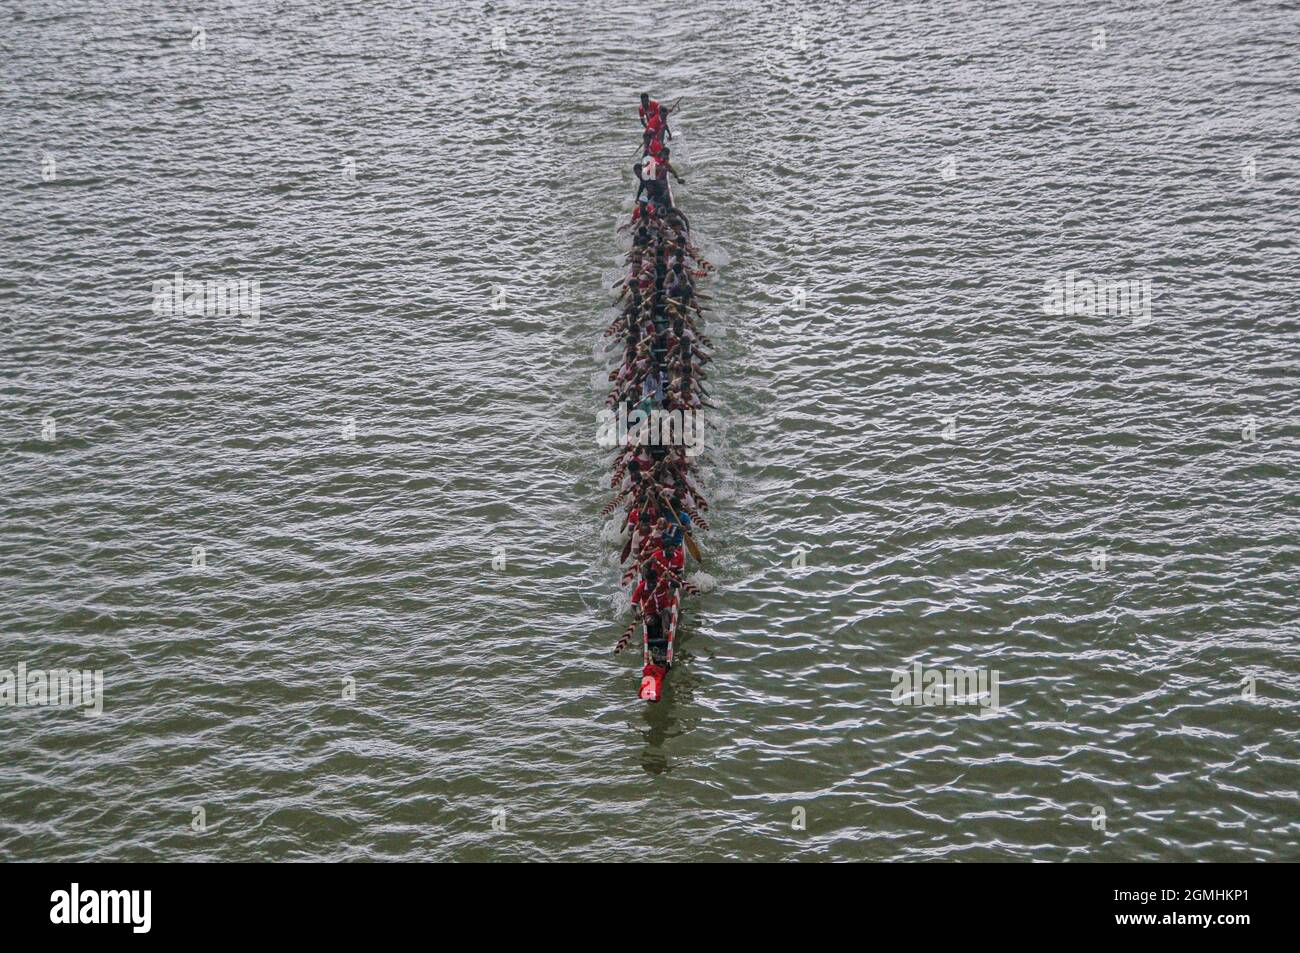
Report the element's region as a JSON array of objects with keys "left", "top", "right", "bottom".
[{"left": 685, "top": 532, "right": 701, "bottom": 562}]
